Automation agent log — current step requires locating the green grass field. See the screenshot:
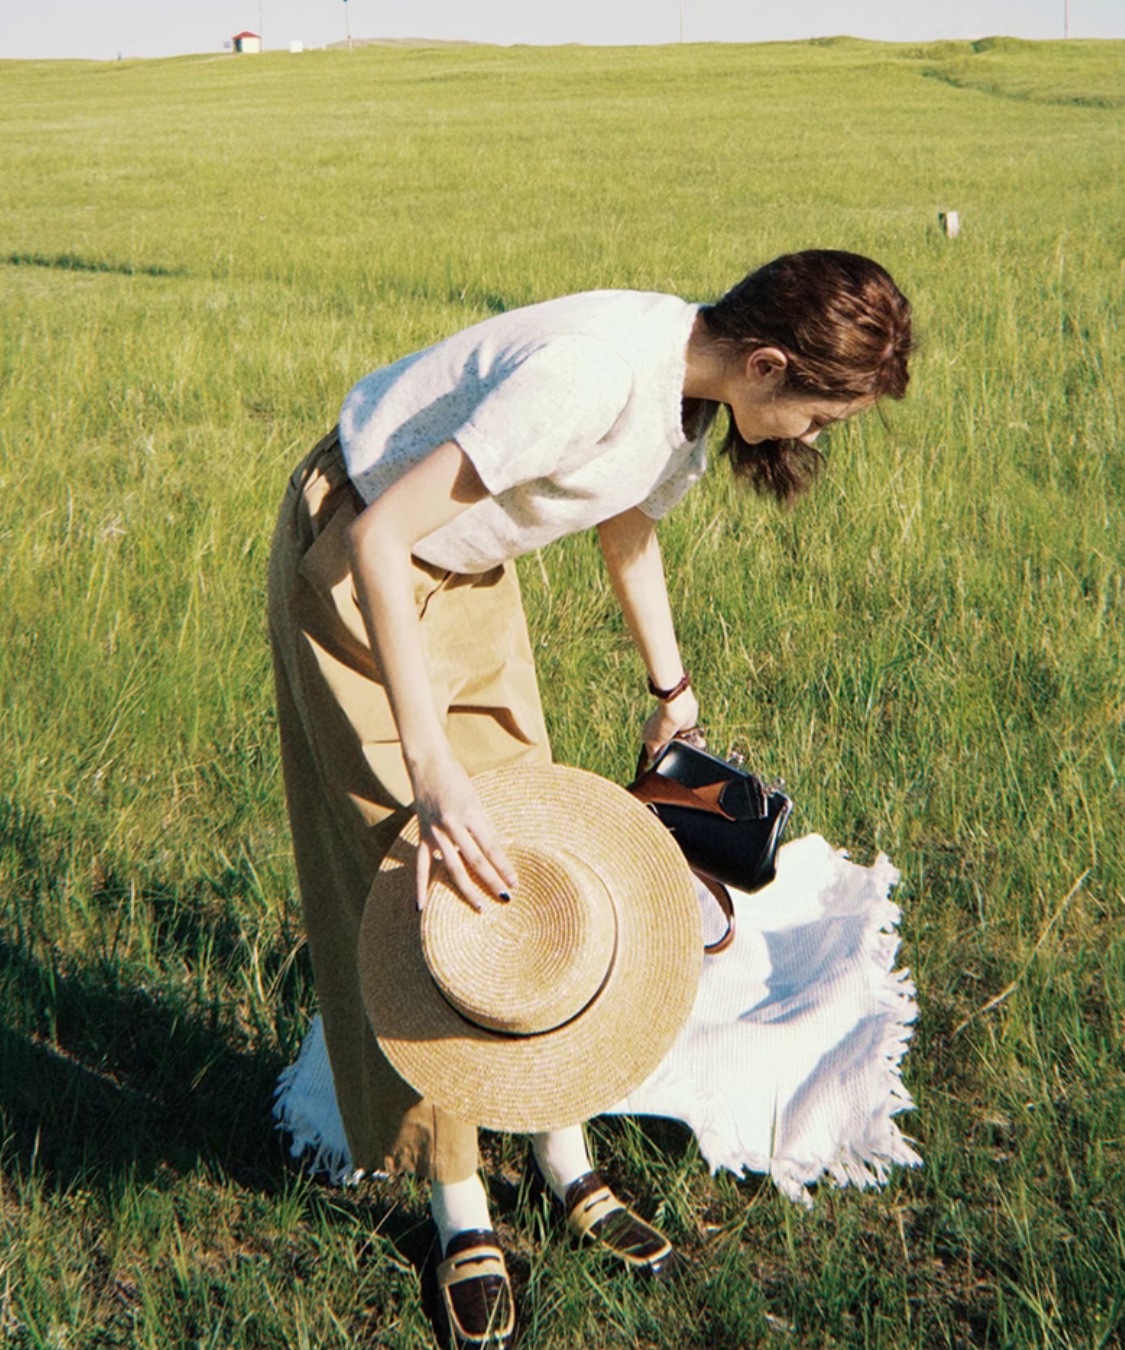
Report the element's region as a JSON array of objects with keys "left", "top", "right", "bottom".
[{"left": 1, "top": 34, "right": 1123, "bottom": 1348}]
